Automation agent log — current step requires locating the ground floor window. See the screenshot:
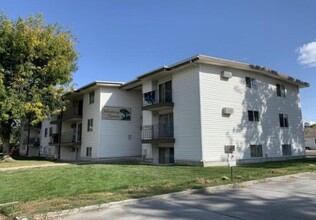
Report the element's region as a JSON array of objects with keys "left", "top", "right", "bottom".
[
  {"left": 250, "top": 145, "right": 263, "bottom": 157},
  {"left": 159, "top": 147, "right": 174, "bottom": 164},
  {"left": 86, "top": 147, "right": 92, "bottom": 157},
  {"left": 282, "top": 144, "right": 292, "bottom": 156}
]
